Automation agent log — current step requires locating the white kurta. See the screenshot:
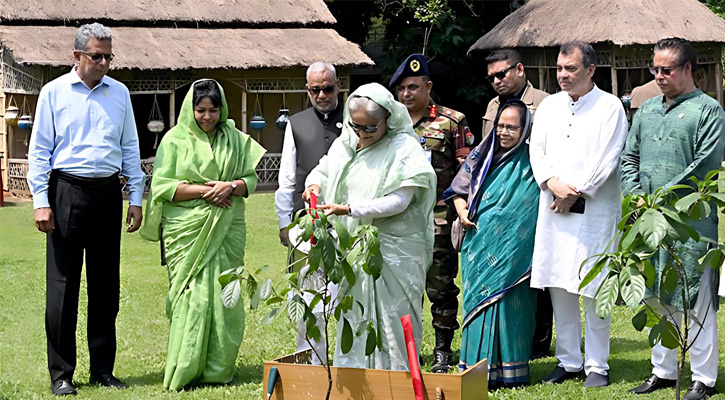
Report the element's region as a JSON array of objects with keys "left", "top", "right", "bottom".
[{"left": 529, "top": 86, "right": 629, "bottom": 297}]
